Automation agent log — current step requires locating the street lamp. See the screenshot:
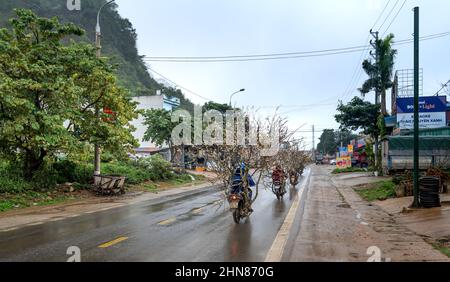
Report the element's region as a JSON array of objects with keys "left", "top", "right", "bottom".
[
  {"left": 229, "top": 89, "right": 246, "bottom": 107},
  {"left": 94, "top": 0, "right": 115, "bottom": 177},
  {"left": 95, "top": 0, "right": 115, "bottom": 58}
]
